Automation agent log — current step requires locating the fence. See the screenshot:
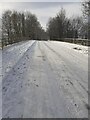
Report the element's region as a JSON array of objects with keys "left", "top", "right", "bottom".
[{"left": 0, "top": 38, "right": 90, "bottom": 49}]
